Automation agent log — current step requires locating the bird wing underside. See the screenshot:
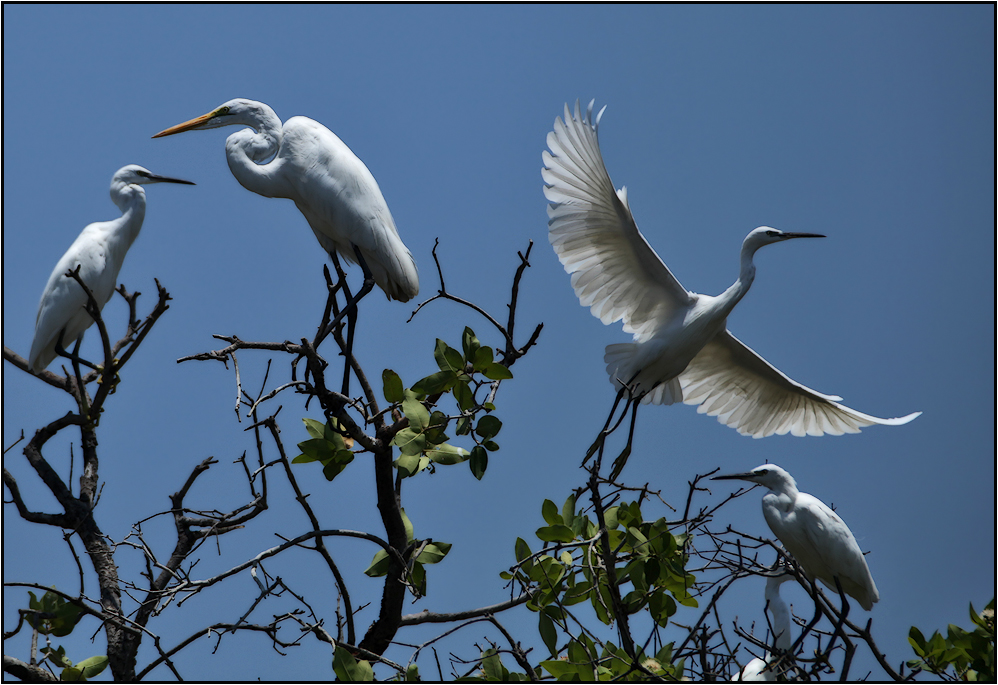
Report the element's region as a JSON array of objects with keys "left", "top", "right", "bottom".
[
  {"left": 679, "top": 330, "right": 921, "bottom": 437},
  {"left": 543, "top": 101, "right": 693, "bottom": 342}
]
